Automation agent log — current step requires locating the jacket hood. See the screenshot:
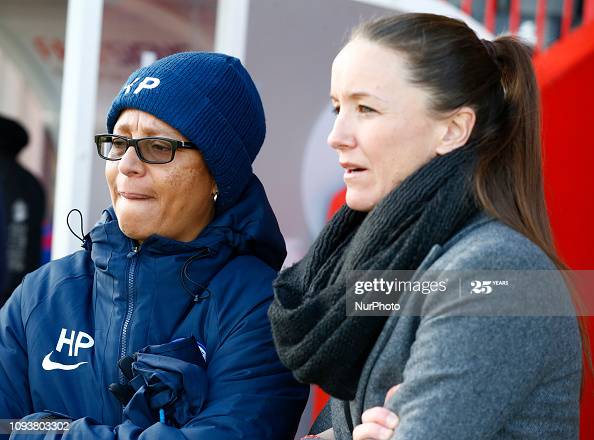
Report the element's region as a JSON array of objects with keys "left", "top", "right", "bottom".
[{"left": 89, "top": 174, "right": 286, "bottom": 270}]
